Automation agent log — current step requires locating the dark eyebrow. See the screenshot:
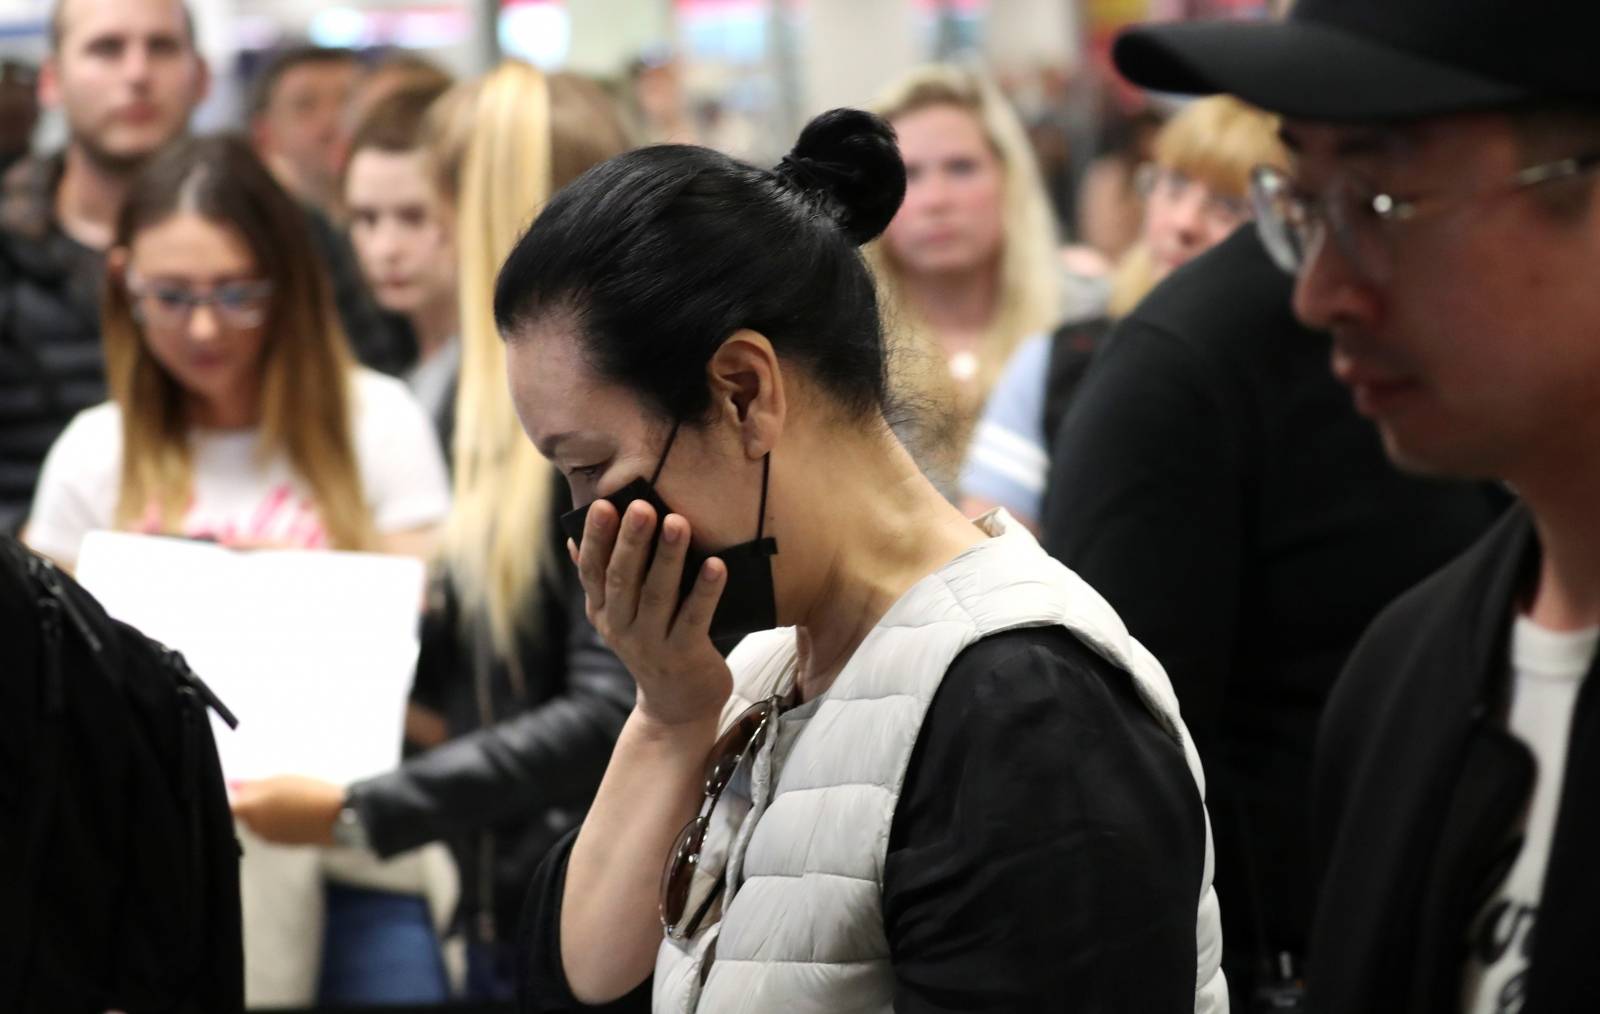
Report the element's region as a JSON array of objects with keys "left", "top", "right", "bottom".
[{"left": 537, "top": 431, "right": 581, "bottom": 459}]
